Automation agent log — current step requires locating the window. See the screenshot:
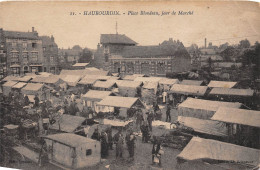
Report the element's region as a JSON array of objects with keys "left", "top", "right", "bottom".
[
  {"left": 32, "top": 42, "right": 37, "bottom": 48},
  {"left": 22, "top": 42, "right": 27, "bottom": 48},
  {"left": 43, "top": 47, "right": 46, "bottom": 51},
  {"left": 11, "top": 67, "right": 20, "bottom": 76},
  {"left": 12, "top": 42, "right": 17, "bottom": 47},
  {"left": 50, "top": 56, "right": 54, "bottom": 62},
  {"left": 31, "top": 52, "right": 38, "bottom": 61},
  {"left": 22, "top": 52, "right": 28, "bottom": 61},
  {"left": 86, "top": 149, "right": 92, "bottom": 156},
  {"left": 11, "top": 52, "right": 19, "bottom": 62}
]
